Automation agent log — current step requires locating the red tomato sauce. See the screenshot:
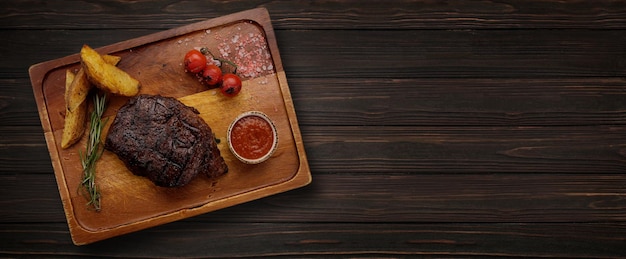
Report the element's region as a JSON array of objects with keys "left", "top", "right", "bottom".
[{"left": 230, "top": 115, "right": 275, "bottom": 160}]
